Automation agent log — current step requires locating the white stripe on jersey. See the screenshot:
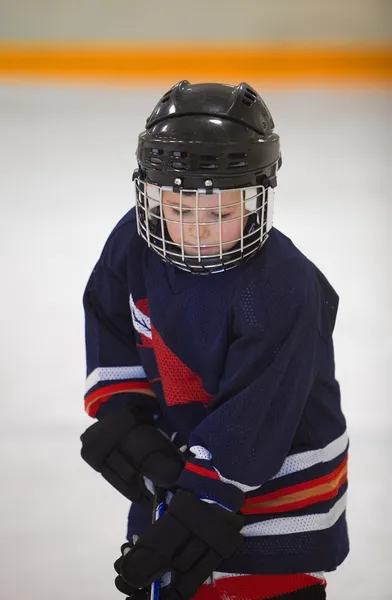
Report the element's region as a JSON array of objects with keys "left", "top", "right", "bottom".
[
  {"left": 190, "top": 430, "right": 348, "bottom": 492},
  {"left": 85, "top": 365, "right": 147, "bottom": 393},
  {"left": 129, "top": 294, "right": 152, "bottom": 338},
  {"left": 241, "top": 491, "right": 347, "bottom": 537},
  {"left": 272, "top": 431, "right": 349, "bottom": 480},
  {"left": 211, "top": 571, "right": 325, "bottom": 581}
]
